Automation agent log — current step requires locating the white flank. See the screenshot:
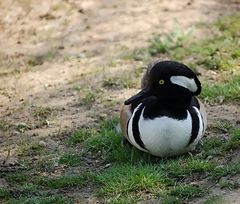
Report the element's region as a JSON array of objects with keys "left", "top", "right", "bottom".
[{"left": 170, "top": 76, "right": 198, "bottom": 93}]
